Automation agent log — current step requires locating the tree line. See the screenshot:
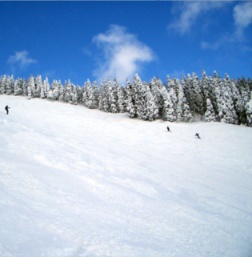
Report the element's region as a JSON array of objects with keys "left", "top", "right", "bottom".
[{"left": 0, "top": 71, "right": 251, "bottom": 126}]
